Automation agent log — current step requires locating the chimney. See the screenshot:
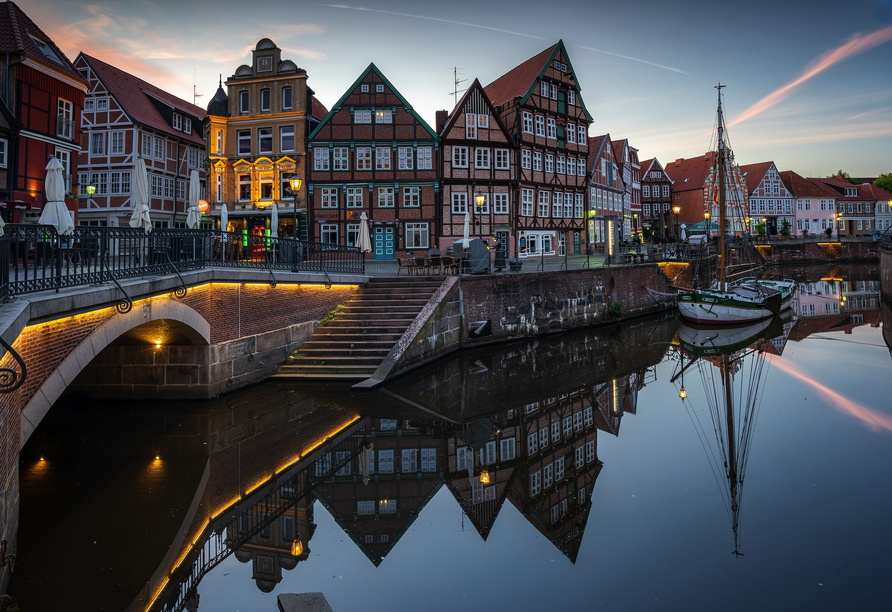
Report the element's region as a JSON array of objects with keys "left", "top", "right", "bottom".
[
  {"left": 435, "top": 110, "right": 448, "bottom": 134},
  {"left": 675, "top": 158, "right": 684, "bottom": 165}
]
